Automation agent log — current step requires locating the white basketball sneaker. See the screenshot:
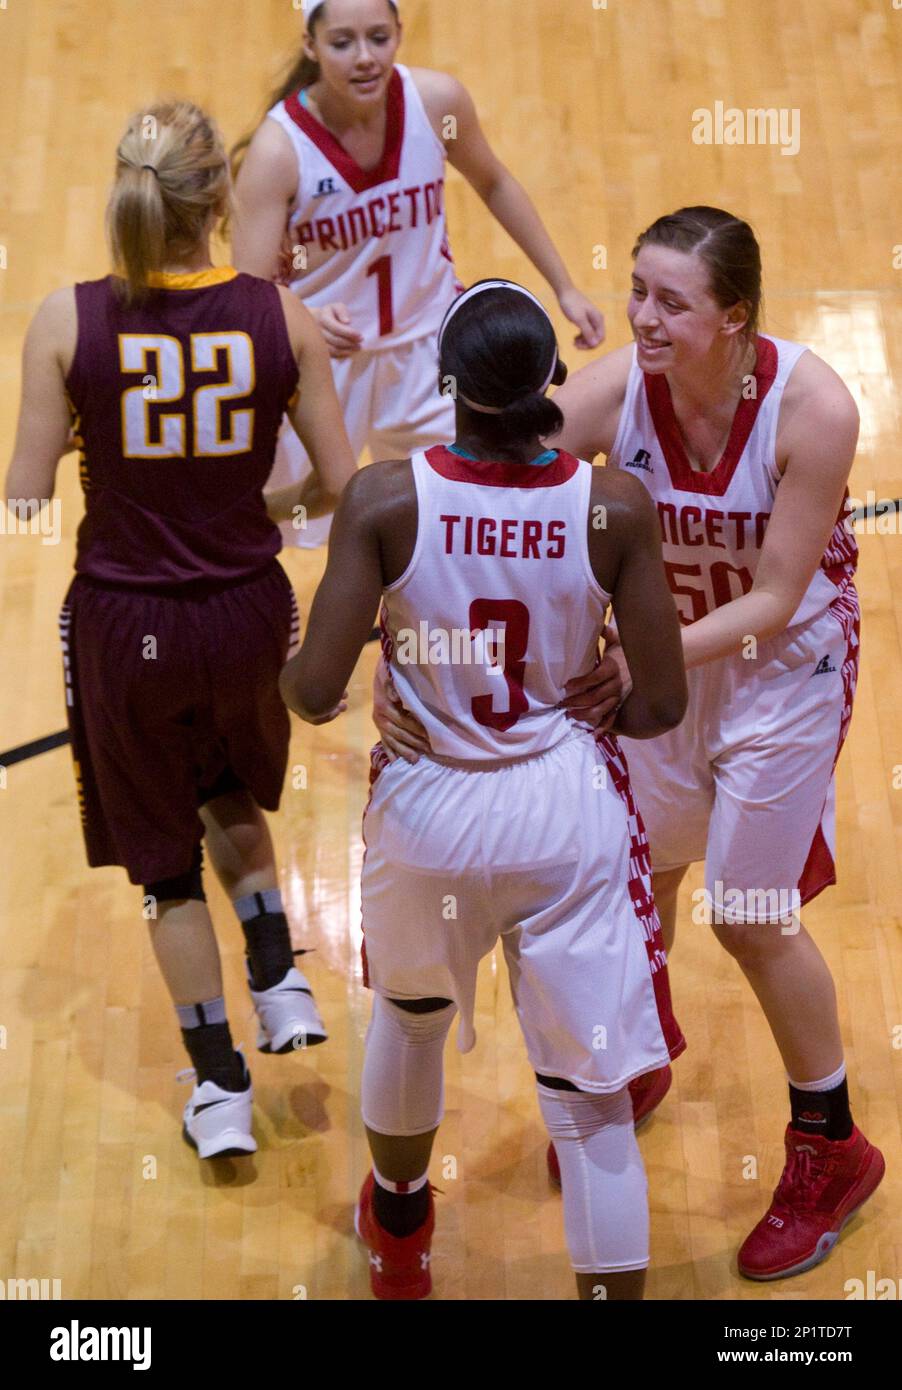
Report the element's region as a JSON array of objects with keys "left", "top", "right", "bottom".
[
  {"left": 249, "top": 964, "right": 328, "bottom": 1054},
  {"left": 181, "top": 1056, "right": 257, "bottom": 1160}
]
